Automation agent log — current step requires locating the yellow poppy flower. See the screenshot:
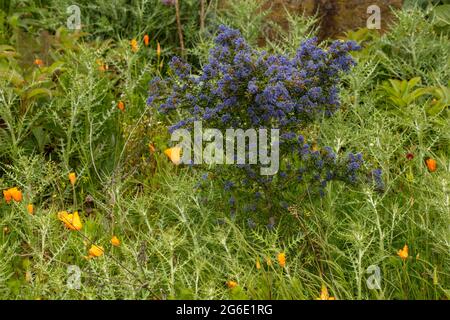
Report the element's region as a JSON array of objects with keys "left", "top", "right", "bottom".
[
  {"left": 3, "top": 189, "right": 12, "bottom": 203},
  {"left": 88, "top": 244, "right": 104, "bottom": 258},
  {"left": 34, "top": 59, "right": 44, "bottom": 67},
  {"left": 130, "top": 39, "right": 138, "bottom": 52},
  {"left": 226, "top": 280, "right": 238, "bottom": 289},
  {"left": 9, "top": 187, "right": 22, "bottom": 202},
  {"left": 157, "top": 41, "right": 161, "bottom": 58},
  {"left": 164, "top": 147, "right": 182, "bottom": 165},
  {"left": 397, "top": 244, "right": 408, "bottom": 261},
  {"left": 118, "top": 101, "right": 125, "bottom": 112},
  {"left": 317, "top": 284, "right": 335, "bottom": 300},
  {"left": 425, "top": 158, "right": 437, "bottom": 172},
  {"left": 111, "top": 235, "right": 120, "bottom": 247},
  {"left": 68, "top": 172, "right": 76, "bottom": 186},
  {"left": 277, "top": 252, "right": 286, "bottom": 268},
  {"left": 58, "top": 211, "right": 82, "bottom": 231},
  {"left": 96, "top": 60, "right": 108, "bottom": 72}
]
